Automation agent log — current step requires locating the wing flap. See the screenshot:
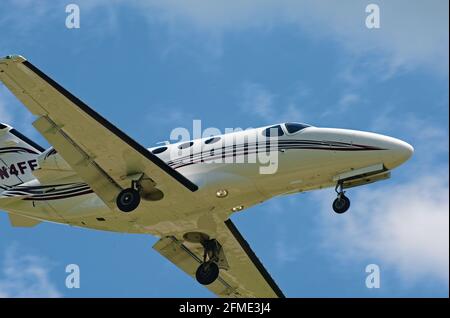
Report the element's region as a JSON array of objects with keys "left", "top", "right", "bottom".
[
  {"left": 8, "top": 213, "right": 42, "bottom": 227},
  {"left": 33, "top": 115, "right": 120, "bottom": 208},
  {"left": 0, "top": 194, "right": 31, "bottom": 207}
]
